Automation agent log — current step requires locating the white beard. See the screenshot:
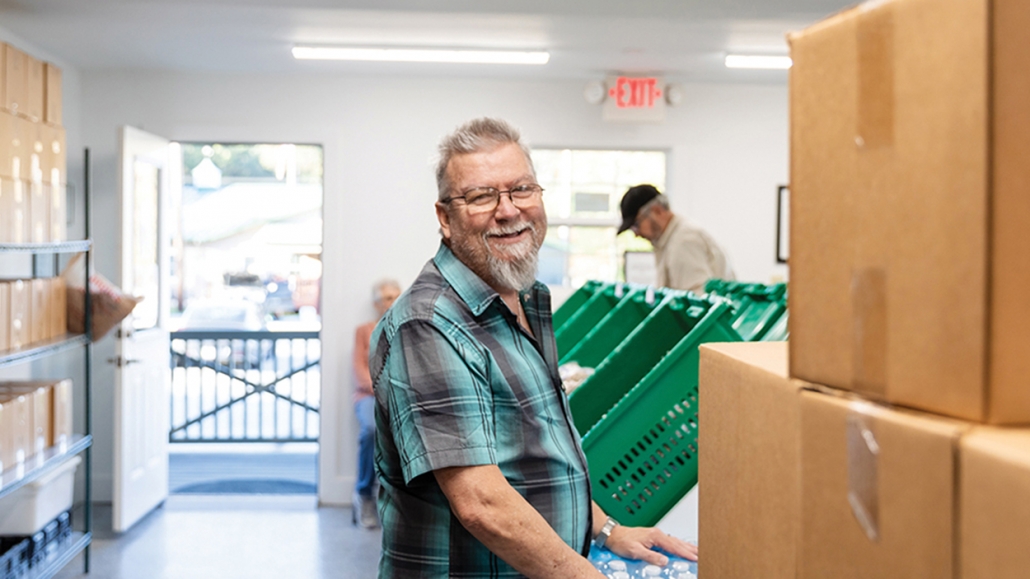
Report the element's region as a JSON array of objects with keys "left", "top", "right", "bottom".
[{"left": 453, "top": 220, "right": 542, "bottom": 292}]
